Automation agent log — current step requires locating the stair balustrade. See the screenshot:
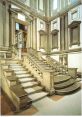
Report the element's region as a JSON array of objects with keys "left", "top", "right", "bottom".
[
  {"left": 1, "top": 63, "right": 32, "bottom": 111},
  {"left": 11, "top": 45, "right": 18, "bottom": 58},
  {"left": 45, "top": 56, "right": 77, "bottom": 78},
  {"left": 23, "top": 53, "right": 55, "bottom": 95}
]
